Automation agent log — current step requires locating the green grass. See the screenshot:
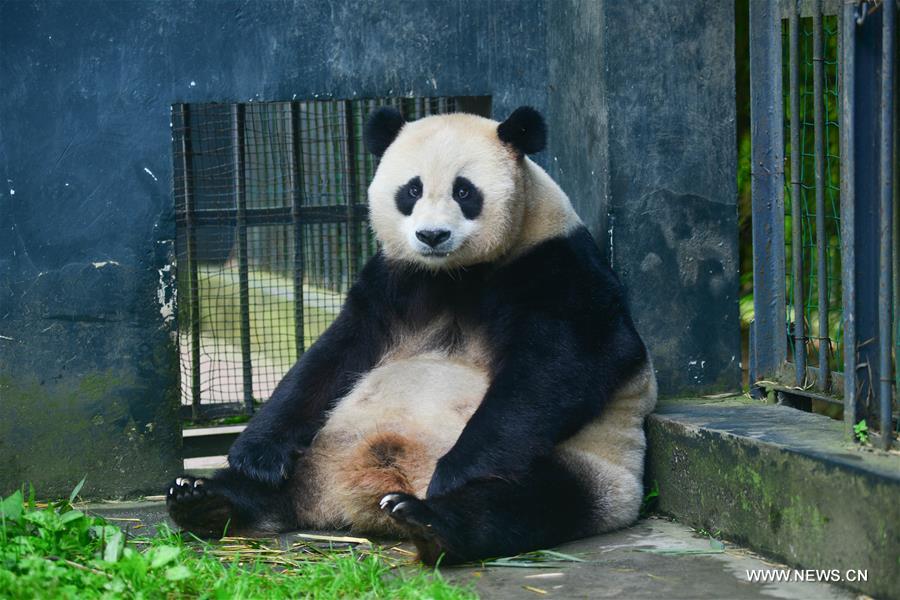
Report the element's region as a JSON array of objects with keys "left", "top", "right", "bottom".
[{"left": 0, "top": 483, "right": 474, "bottom": 599}]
